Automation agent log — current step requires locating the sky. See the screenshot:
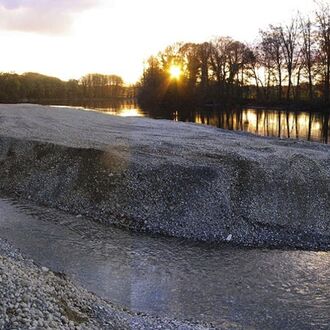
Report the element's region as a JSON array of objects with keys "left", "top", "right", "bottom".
[{"left": 0, "top": 0, "right": 318, "bottom": 84}]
